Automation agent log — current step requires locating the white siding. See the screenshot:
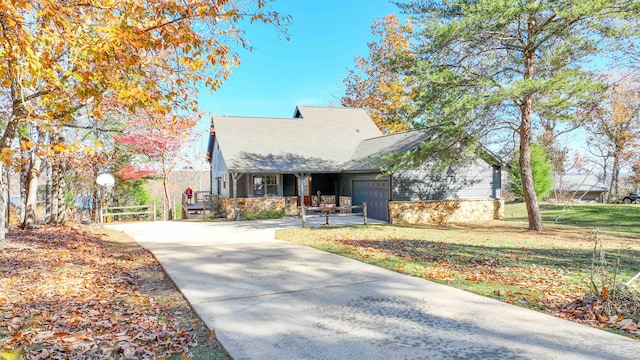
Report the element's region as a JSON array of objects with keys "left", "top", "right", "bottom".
[{"left": 210, "top": 138, "right": 230, "bottom": 197}]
